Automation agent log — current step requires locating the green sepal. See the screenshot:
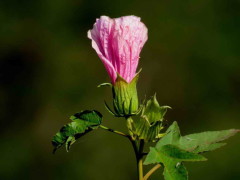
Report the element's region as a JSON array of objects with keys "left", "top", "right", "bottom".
[
  {"left": 104, "top": 101, "right": 116, "bottom": 116},
  {"left": 112, "top": 71, "right": 140, "bottom": 117},
  {"left": 52, "top": 110, "right": 102, "bottom": 153},
  {"left": 66, "top": 136, "right": 76, "bottom": 152},
  {"left": 97, "top": 82, "right": 112, "bottom": 88}
]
